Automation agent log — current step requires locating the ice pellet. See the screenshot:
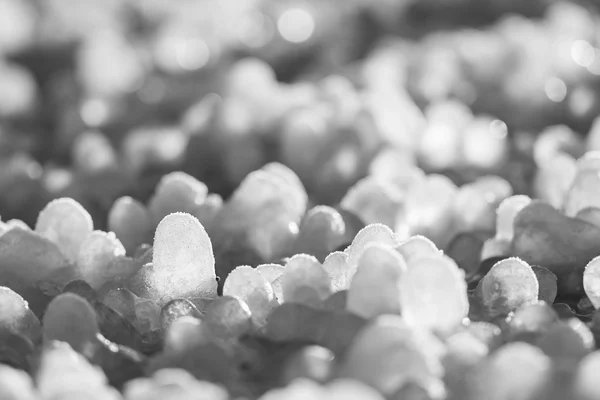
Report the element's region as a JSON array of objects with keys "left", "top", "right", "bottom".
[
  {"left": 77, "top": 230, "right": 127, "bottom": 290},
  {"left": 0, "top": 286, "right": 41, "bottom": 343},
  {"left": 108, "top": 197, "right": 152, "bottom": 256},
  {"left": 584, "top": 256, "right": 600, "bottom": 309},
  {"left": 345, "top": 223, "right": 398, "bottom": 268},
  {"left": 0, "top": 365, "right": 37, "bottom": 400},
  {"left": 160, "top": 299, "right": 202, "bottom": 331},
  {"left": 467, "top": 342, "right": 551, "bottom": 400},
  {"left": 396, "top": 235, "right": 441, "bottom": 268},
  {"left": 573, "top": 351, "right": 600, "bottom": 400},
  {"left": 340, "top": 315, "right": 443, "bottom": 396},
  {"left": 36, "top": 342, "right": 119, "bottom": 400},
  {"left": 256, "top": 263, "right": 285, "bottom": 301},
  {"left": 150, "top": 213, "right": 217, "bottom": 305},
  {"left": 399, "top": 255, "right": 469, "bottom": 332},
  {"left": 396, "top": 174, "right": 457, "bottom": 247},
  {"left": 164, "top": 317, "right": 208, "bottom": 354},
  {"left": 147, "top": 172, "right": 208, "bottom": 226},
  {"left": 42, "top": 293, "right": 99, "bottom": 352},
  {"left": 35, "top": 197, "right": 94, "bottom": 263},
  {"left": 223, "top": 265, "right": 276, "bottom": 328},
  {"left": 280, "top": 254, "right": 332, "bottom": 307},
  {"left": 341, "top": 177, "right": 403, "bottom": 229},
  {"left": 347, "top": 243, "right": 406, "bottom": 319},
  {"left": 495, "top": 195, "right": 532, "bottom": 241},
  {"left": 322, "top": 251, "right": 353, "bottom": 292},
  {"left": 203, "top": 296, "right": 252, "bottom": 339},
  {"left": 293, "top": 206, "right": 346, "bottom": 262},
  {"left": 477, "top": 257, "right": 539, "bottom": 318}
]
